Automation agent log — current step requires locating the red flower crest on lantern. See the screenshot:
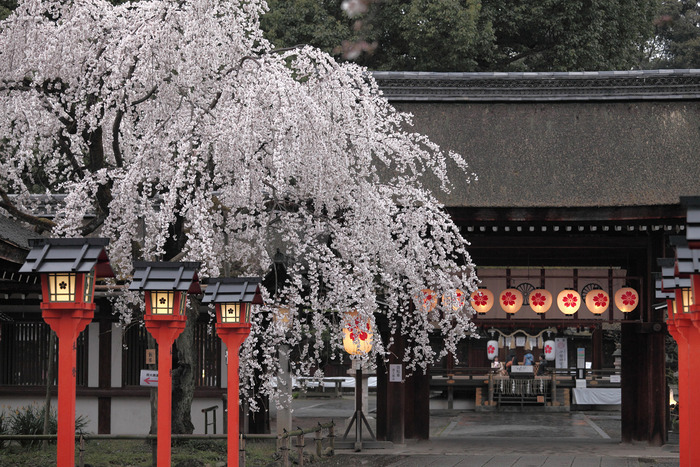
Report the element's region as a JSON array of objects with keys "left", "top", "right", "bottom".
[
  {"left": 562, "top": 293, "right": 578, "bottom": 307},
  {"left": 502, "top": 292, "right": 516, "bottom": 307},
  {"left": 348, "top": 316, "right": 371, "bottom": 341},
  {"left": 621, "top": 291, "right": 636, "bottom": 306},
  {"left": 488, "top": 344, "right": 496, "bottom": 354},
  {"left": 545, "top": 344, "right": 553, "bottom": 354},
  {"left": 474, "top": 293, "right": 489, "bottom": 307},
  {"left": 593, "top": 293, "right": 608, "bottom": 308},
  {"left": 531, "top": 292, "right": 546, "bottom": 307}
]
